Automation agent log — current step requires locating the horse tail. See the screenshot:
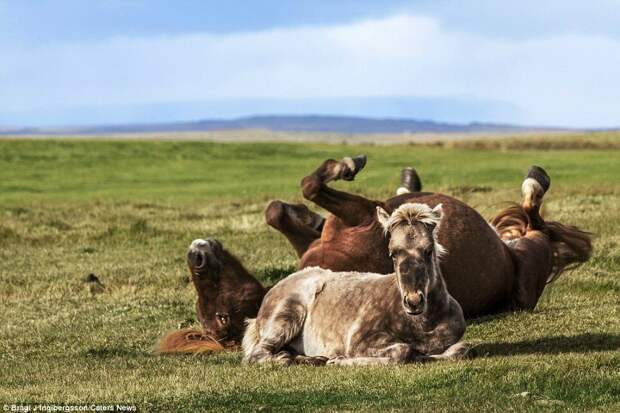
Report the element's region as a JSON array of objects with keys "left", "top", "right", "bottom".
[
  {"left": 241, "top": 318, "right": 260, "bottom": 360},
  {"left": 489, "top": 203, "right": 529, "bottom": 241},
  {"left": 490, "top": 203, "right": 593, "bottom": 283},
  {"left": 153, "top": 328, "right": 227, "bottom": 354},
  {"left": 545, "top": 220, "right": 593, "bottom": 283}
]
